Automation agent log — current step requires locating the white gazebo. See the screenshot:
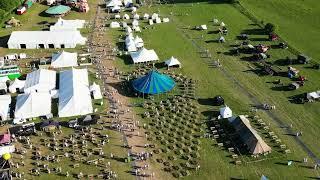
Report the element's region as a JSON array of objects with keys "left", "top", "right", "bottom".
[
  {"left": 165, "top": 56, "right": 181, "bottom": 68},
  {"left": 51, "top": 51, "right": 78, "bottom": 68},
  {"left": 219, "top": 106, "right": 232, "bottom": 119},
  {"left": 130, "top": 48, "right": 159, "bottom": 64},
  {"left": 90, "top": 82, "right": 102, "bottom": 100},
  {"left": 143, "top": 13, "right": 150, "bottom": 20}
]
